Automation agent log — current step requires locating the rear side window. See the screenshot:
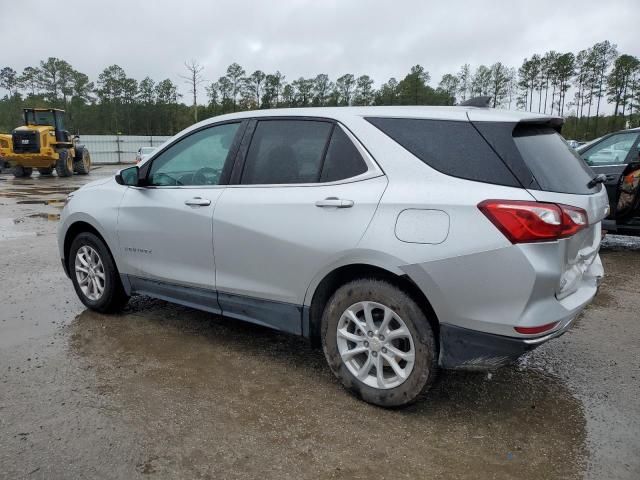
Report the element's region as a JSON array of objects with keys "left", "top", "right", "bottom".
[
  {"left": 512, "top": 125, "right": 597, "bottom": 194},
  {"left": 320, "top": 127, "right": 368, "bottom": 182},
  {"left": 241, "top": 120, "right": 332, "bottom": 184},
  {"left": 365, "top": 117, "right": 520, "bottom": 187}
]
